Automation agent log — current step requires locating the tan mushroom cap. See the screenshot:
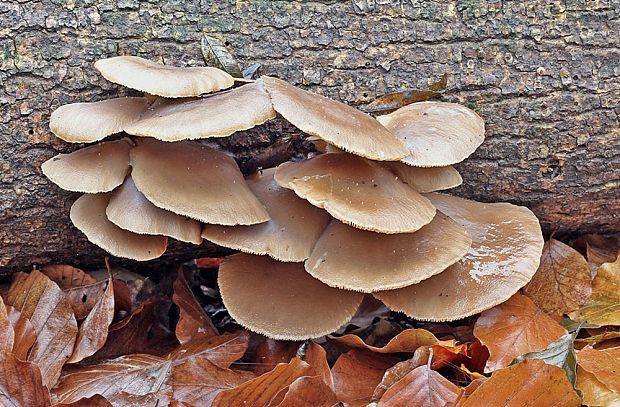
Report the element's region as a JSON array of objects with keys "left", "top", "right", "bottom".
[
  {"left": 306, "top": 213, "right": 471, "bottom": 292},
  {"left": 218, "top": 254, "right": 363, "bottom": 340},
  {"left": 124, "top": 81, "right": 276, "bottom": 141},
  {"left": 94, "top": 56, "right": 234, "bottom": 98},
  {"left": 70, "top": 193, "right": 168, "bottom": 261},
  {"left": 41, "top": 139, "right": 132, "bottom": 193},
  {"left": 274, "top": 153, "right": 436, "bottom": 234},
  {"left": 50, "top": 97, "right": 149, "bottom": 143},
  {"left": 383, "top": 162, "right": 463, "bottom": 193},
  {"left": 262, "top": 76, "right": 408, "bottom": 161},
  {"left": 201, "top": 168, "right": 331, "bottom": 262},
  {"left": 107, "top": 176, "right": 203, "bottom": 244},
  {"left": 130, "top": 139, "right": 269, "bottom": 225},
  {"left": 377, "top": 101, "right": 485, "bottom": 167},
  {"left": 374, "top": 193, "right": 544, "bottom": 321}
]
